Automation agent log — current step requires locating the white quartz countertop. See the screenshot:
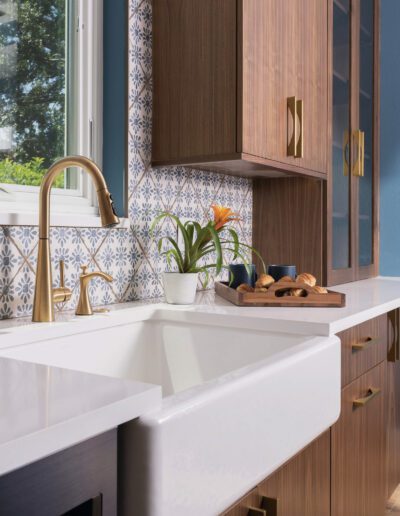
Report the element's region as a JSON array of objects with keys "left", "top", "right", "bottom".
[
  {"left": 0, "top": 357, "right": 160, "bottom": 476},
  {"left": 0, "top": 277, "right": 400, "bottom": 341}
]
